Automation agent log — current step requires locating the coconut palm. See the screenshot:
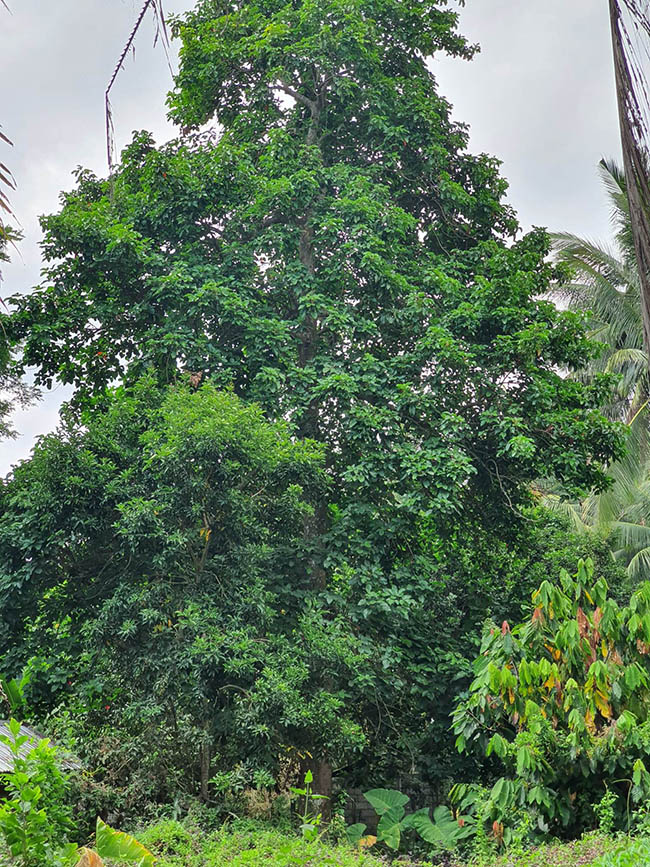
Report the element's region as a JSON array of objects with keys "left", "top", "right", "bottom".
[
  {"left": 553, "top": 159, "right": 646, "bottom": 421},
  {"left": 548, "top": 155, "right": 650, "bottom": 580},
  {"left": 545, "top": 403, "right": 650, "bottom": 580}
]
